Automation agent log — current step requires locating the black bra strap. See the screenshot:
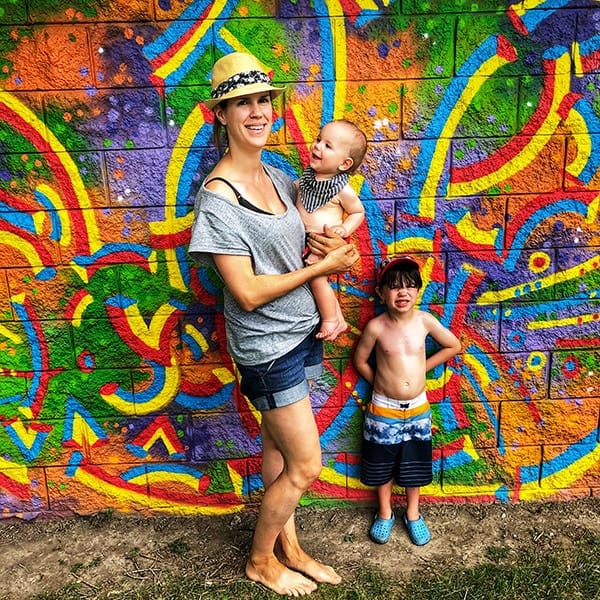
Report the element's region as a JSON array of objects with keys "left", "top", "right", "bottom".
[
  {"left": 205, "top": 177, "right": 272, "bottom": 215},
  {"left": 205, "top": 177, "right": 243, "bottom": 200}
]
